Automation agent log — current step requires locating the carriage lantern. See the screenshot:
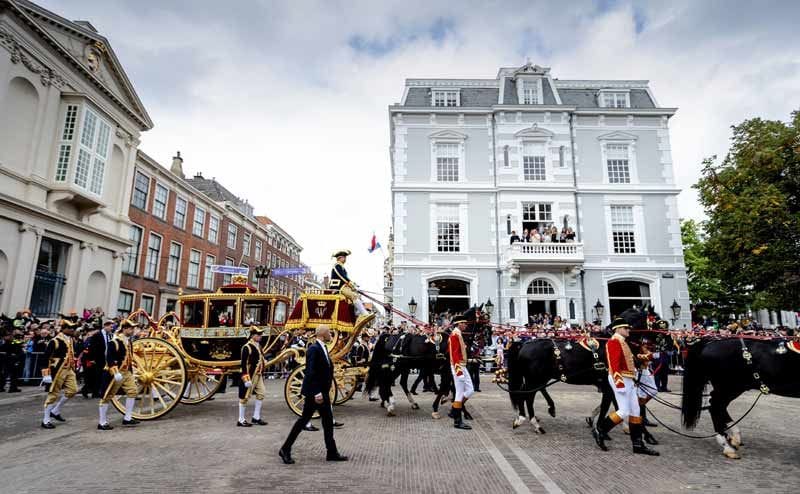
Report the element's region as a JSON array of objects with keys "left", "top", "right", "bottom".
[
  {"left": 593, "top": 299, "right": 605, "bottom": 322},
  {"left": 485, "top": 298, "right": 494, "bottom": 316},
  {"left": 670, "top": 299, "right": 681, "bottom": 323},
  {"left": 407, "top": 297, "right": 418, "bottom": 317}
]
